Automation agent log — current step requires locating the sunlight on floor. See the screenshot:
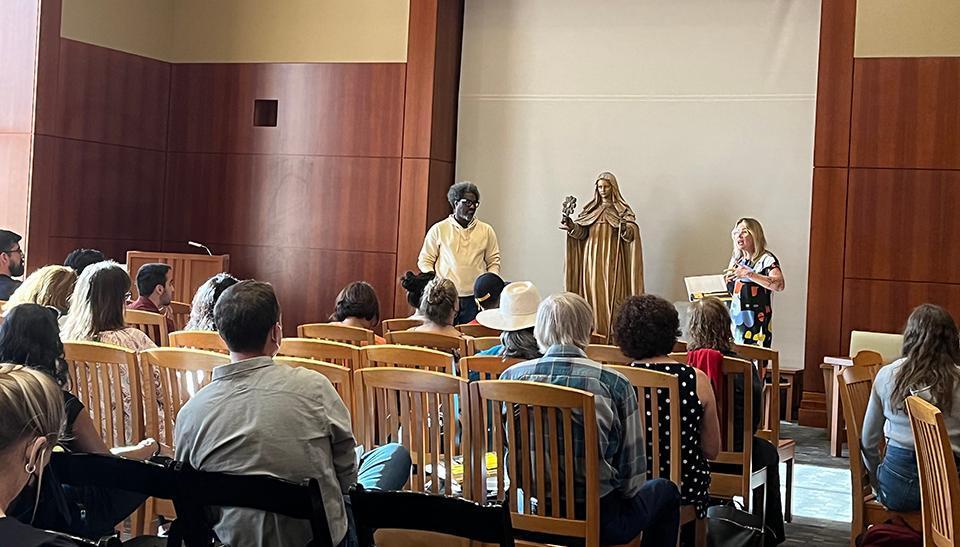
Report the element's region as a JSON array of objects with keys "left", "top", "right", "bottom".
[{"left": 790, "top": 463, "right": 852, "bottom": 523}]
